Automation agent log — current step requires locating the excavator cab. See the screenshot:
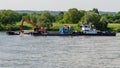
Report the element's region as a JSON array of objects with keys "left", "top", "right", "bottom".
[
  {"left": 34, "top": 27, "right": 46, "bottom": 33},
  {"left": 34, "top": 28, "right": 39, "bottom": 33}
]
